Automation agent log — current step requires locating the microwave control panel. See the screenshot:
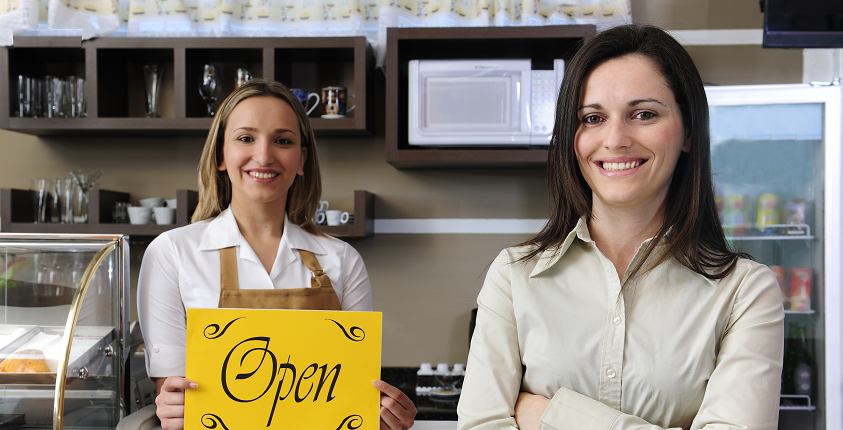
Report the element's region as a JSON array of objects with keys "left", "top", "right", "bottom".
[{"left": 531, "top": 70, "right": 557, "bottom": 136}]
